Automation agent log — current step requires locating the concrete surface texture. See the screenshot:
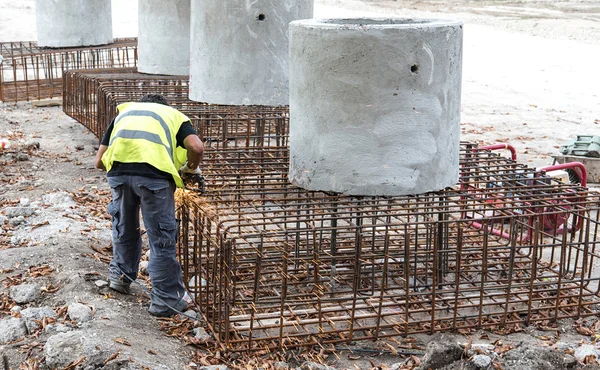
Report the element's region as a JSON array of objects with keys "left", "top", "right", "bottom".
[
  {"left": 34, "top": 0, "right": 113, "bottom": 47},
  {"left": 138, "top": 0, "right": 190, "bottom": 75},
  {"left": 289, "top": 18, "right": 463, "bottom": 196},
  {"left": 189, "top": 0, "right": 314, "bottom": 106}
]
